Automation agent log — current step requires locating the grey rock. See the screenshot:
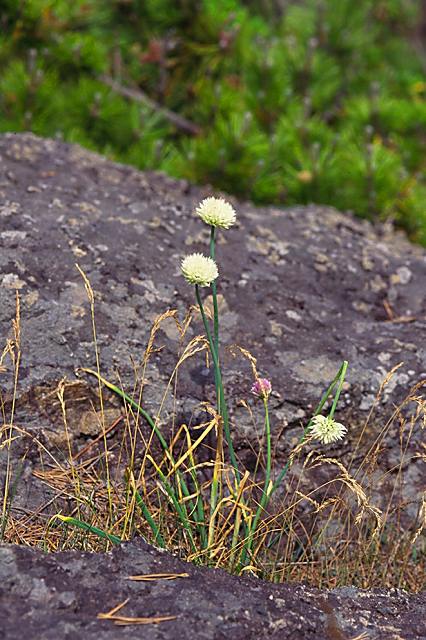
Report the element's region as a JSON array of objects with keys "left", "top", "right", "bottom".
[
  {"left": 0, "top": 133, "right": 424, "bottom": 431},
  {"left": 1, "top": 540, "right": 425, "bottom": 639}
]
